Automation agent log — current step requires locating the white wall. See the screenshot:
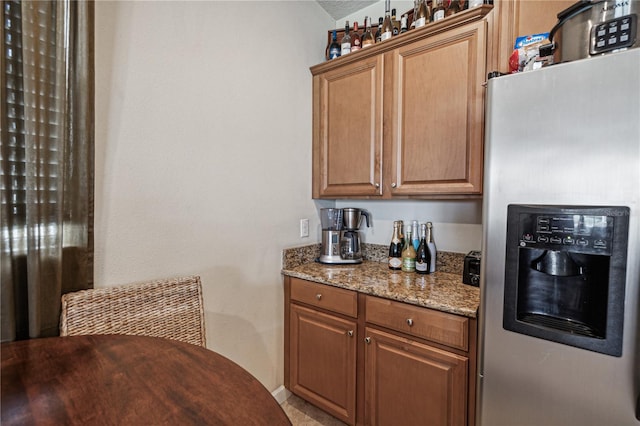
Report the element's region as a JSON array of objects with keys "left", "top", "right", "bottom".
[
  {"left": 95, "top": 0, "right": 481, "bottom": 394},
  {"left": 336, "top": 0, "right": 414, "bottom": 28},
  {"left": 336, "top": 200, "right": 482, "bottom": 253},
  {"left": 95, "top": 1, "right": 333, "bottom": 392}
]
